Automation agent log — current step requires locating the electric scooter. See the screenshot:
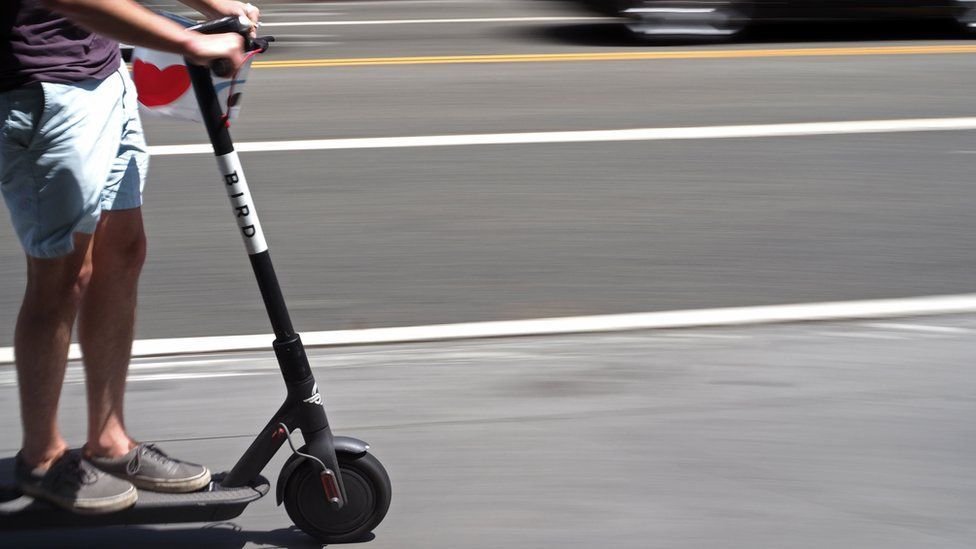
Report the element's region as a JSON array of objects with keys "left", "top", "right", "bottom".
[{"left": 0, "top": 16, "right": 392, "bottom": 544}]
